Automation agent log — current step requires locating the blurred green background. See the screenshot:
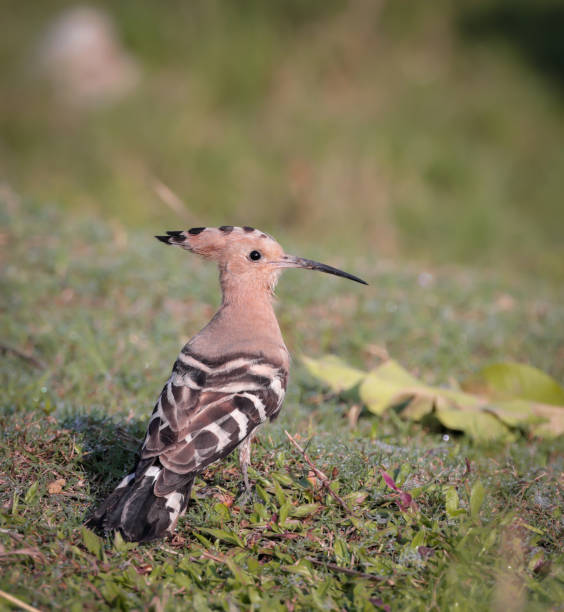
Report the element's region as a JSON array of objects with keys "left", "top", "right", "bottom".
[{"left": 1, "top": 0, "right": 563, "bottom": 280}]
